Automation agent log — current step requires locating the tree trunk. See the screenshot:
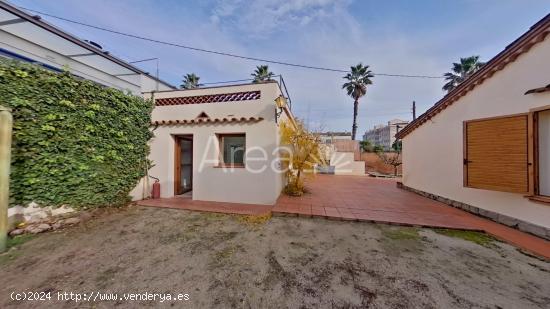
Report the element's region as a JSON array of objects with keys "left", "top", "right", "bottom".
[
  {"left": 352, "top": 99, "right": 358, "bottom": 140},
  {"left": 295, "top": 169, "right": 302, "bottom": 187}
]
